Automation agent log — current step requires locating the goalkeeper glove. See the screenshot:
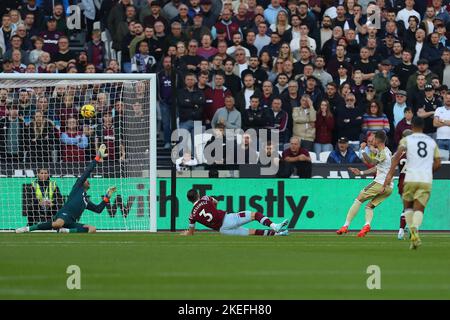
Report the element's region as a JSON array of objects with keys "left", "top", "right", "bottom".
[
  {"left": 95, "top": 144, "right": 108, "bottom": 162},
  {"left": 103, "top": 186, "right": 117, "bottom": 203}
]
